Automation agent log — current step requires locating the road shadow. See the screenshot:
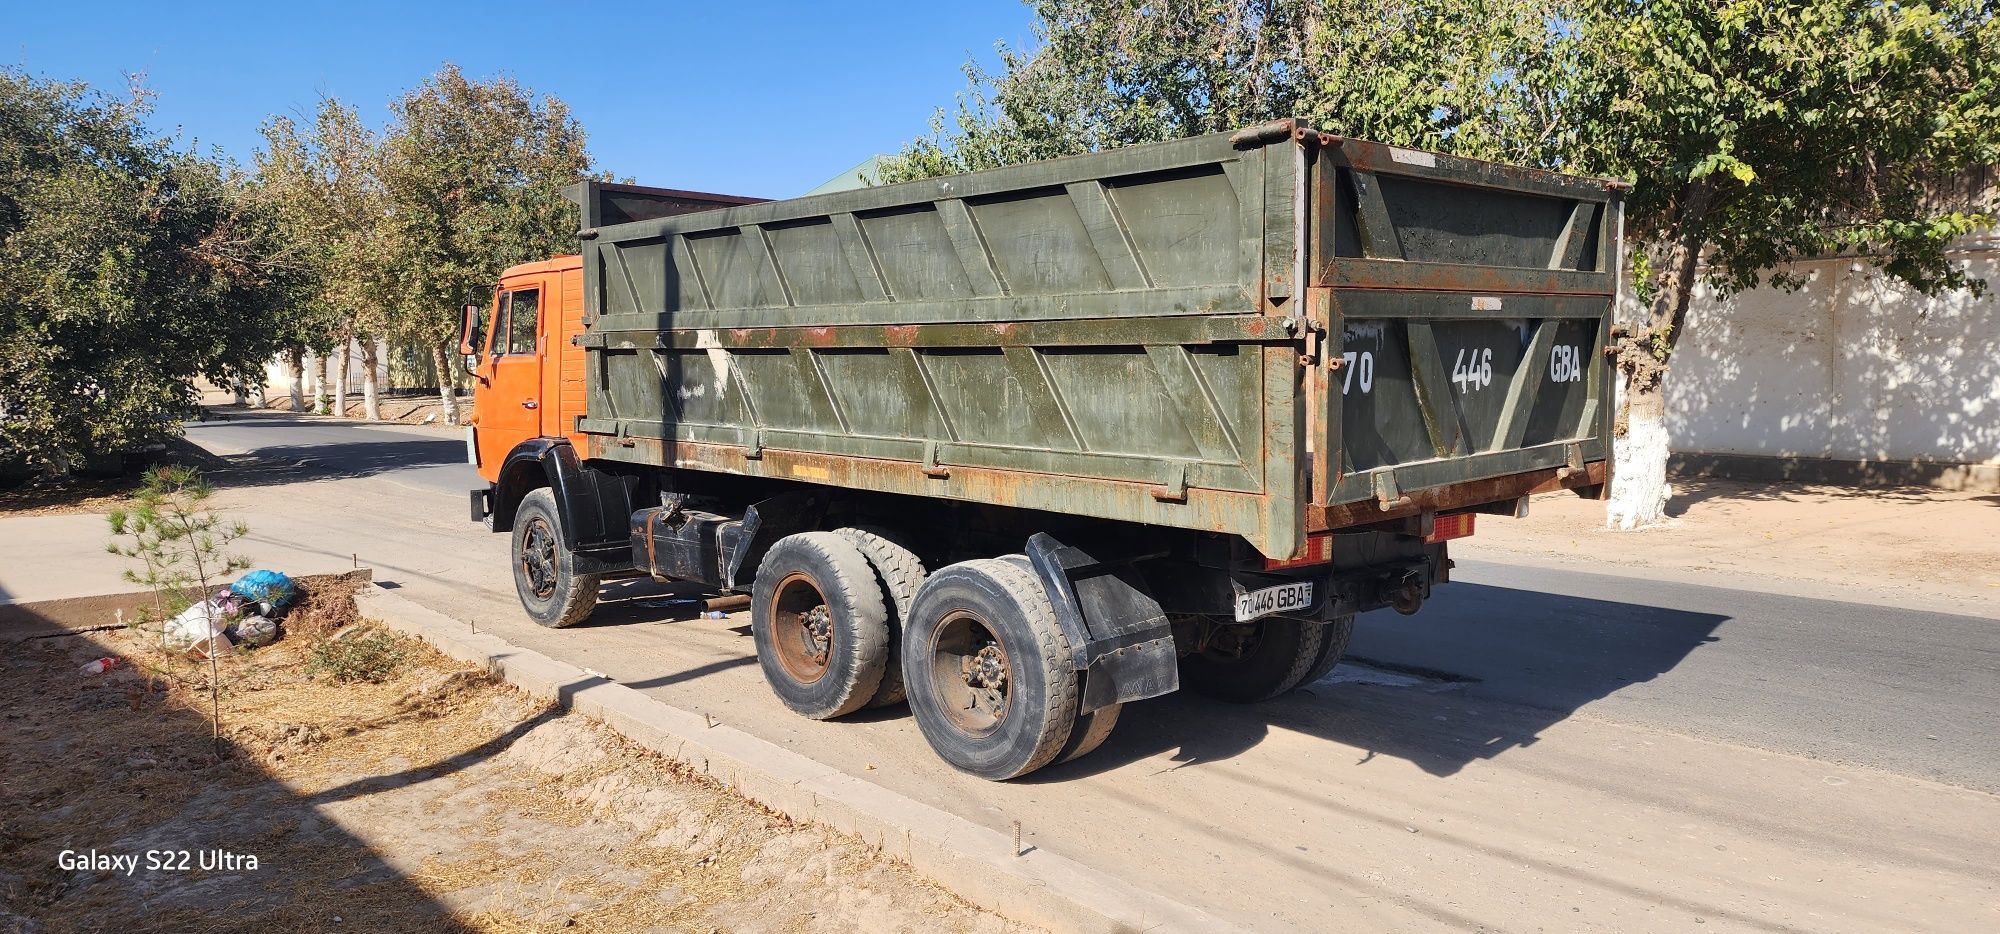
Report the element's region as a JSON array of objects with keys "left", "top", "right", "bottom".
[
  {"left": 177, "top": 413, "right": 470, "bottom": 491},
  {"left": 573, "top": 578, "right": 726, "bottom": 628},
  {"left": 201, "top": 444, "right": 467, "bottom": 492},
  {"left": 0, "top": 604, "right": 477, "bottom": 931},
  {"left": 1030, "top": 580, "right": 1729, "bottom": 782}
]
